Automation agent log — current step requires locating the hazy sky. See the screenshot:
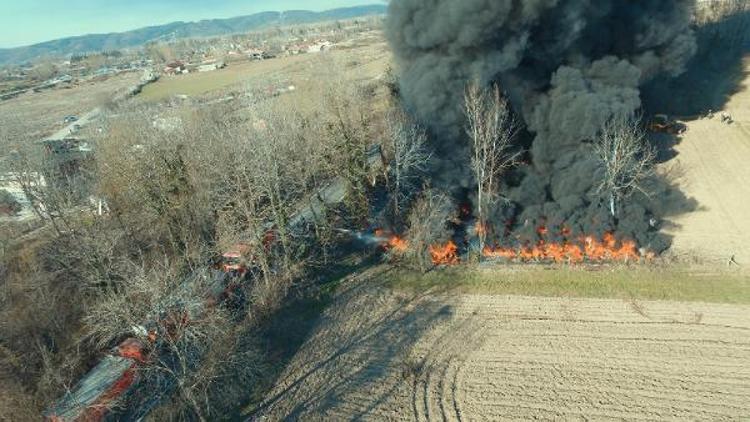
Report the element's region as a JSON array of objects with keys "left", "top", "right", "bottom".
[{"left": 0, "top": 0, "right": 381, "bottom": 48}]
